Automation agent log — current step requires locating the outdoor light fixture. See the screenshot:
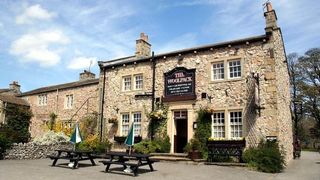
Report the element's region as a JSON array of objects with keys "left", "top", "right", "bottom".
[{"left": 193, "top": 122, "right": 198, "bottom": 129}]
